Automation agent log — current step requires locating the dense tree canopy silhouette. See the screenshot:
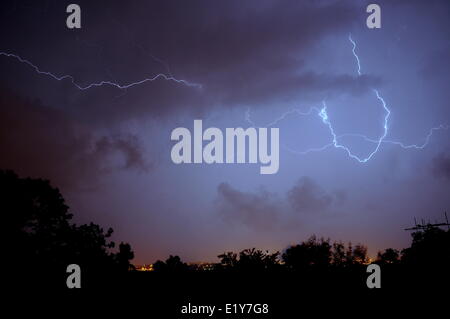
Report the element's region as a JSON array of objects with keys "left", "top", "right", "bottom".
[
  {"left": 376, "top": 248, "right": 400, "bottom": 265},
  {"left": 217, "top": 248, "right": 280, "bottom": 271},
  {"left": 282, "top": 236, "right": 368, "bottom": 270},
  {"left": 1, "top": 169, "right": 134, "bottom": 285},
  {"left": 283, "top": 236, "right": 332, "bottom": 270},
  {"left": 153, "top": 255, "right": 189, "bottom": 272},
  {"left": 401, "top": 226, "right": 450, "bottom": 270}
]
